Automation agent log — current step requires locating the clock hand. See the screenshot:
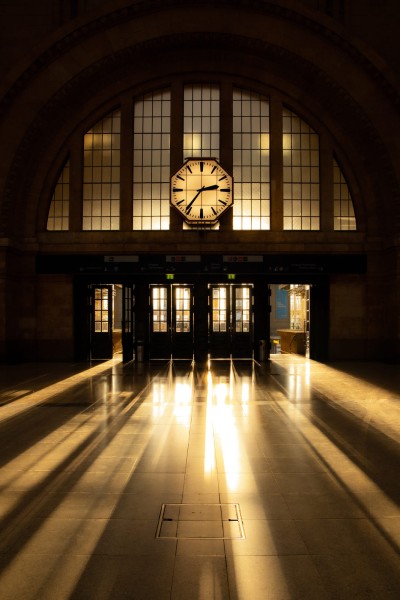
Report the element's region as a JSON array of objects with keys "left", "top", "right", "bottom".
[
  {"left": 186, "top": 187, "right": 204, "bottom": 212},
  {"left": 186, "top": 184, "right": 220, "bottom": 213},
  {"left": 197, "top": 184, "right": 219, "bottom": 192}
]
